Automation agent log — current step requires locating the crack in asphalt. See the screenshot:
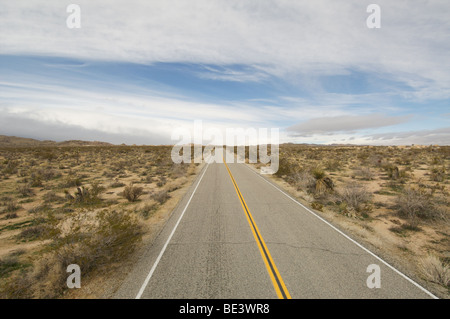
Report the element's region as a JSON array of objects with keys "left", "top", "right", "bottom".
[
  {"left": 169, "top": 241, "right": 256, "bottom": 245},
  {"left": 168, "top": 240, "right": 364, "bottom": 257},
  {"left": 265, "top": 241, "right": 366, "bottom": 257}
]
